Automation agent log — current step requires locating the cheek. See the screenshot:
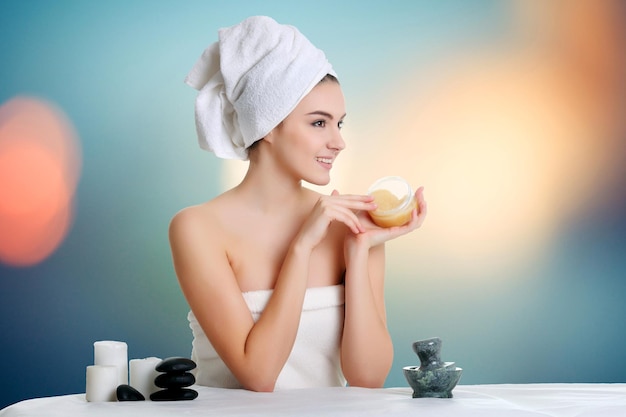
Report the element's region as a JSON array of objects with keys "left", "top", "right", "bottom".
[{"left": 278, "top": 126, "right": 312, "bottom": 152}]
